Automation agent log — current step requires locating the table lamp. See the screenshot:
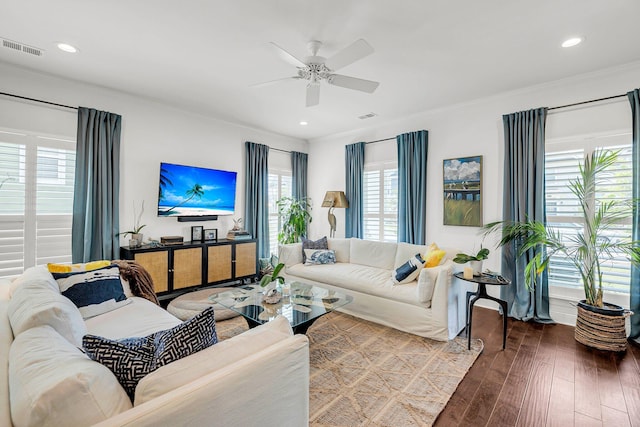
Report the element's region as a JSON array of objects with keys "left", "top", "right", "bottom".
[{"left": 321, "top": 191, "right": 349, "bottom": 238}]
